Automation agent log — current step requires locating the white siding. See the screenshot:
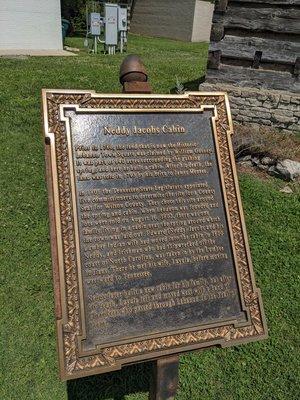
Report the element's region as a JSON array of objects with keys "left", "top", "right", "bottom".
[
  {"left": 130, "top": 0, "right": 196, "bottom": 42},
  {"left": 130, "top": 0, "right": 214, "bottom": 43},
  {"left": 0, "top": 0, "right": 62, "bottom": 50},
  {"left": 191, "top": 0, "right": 214, "bottom": 42}
]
